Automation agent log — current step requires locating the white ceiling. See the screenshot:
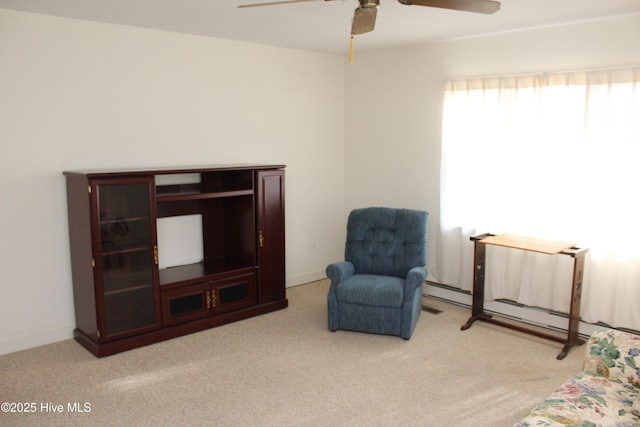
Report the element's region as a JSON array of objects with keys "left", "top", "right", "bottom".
[{"left": 2, "top": 0, "right": 640, "bottom": 55}]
